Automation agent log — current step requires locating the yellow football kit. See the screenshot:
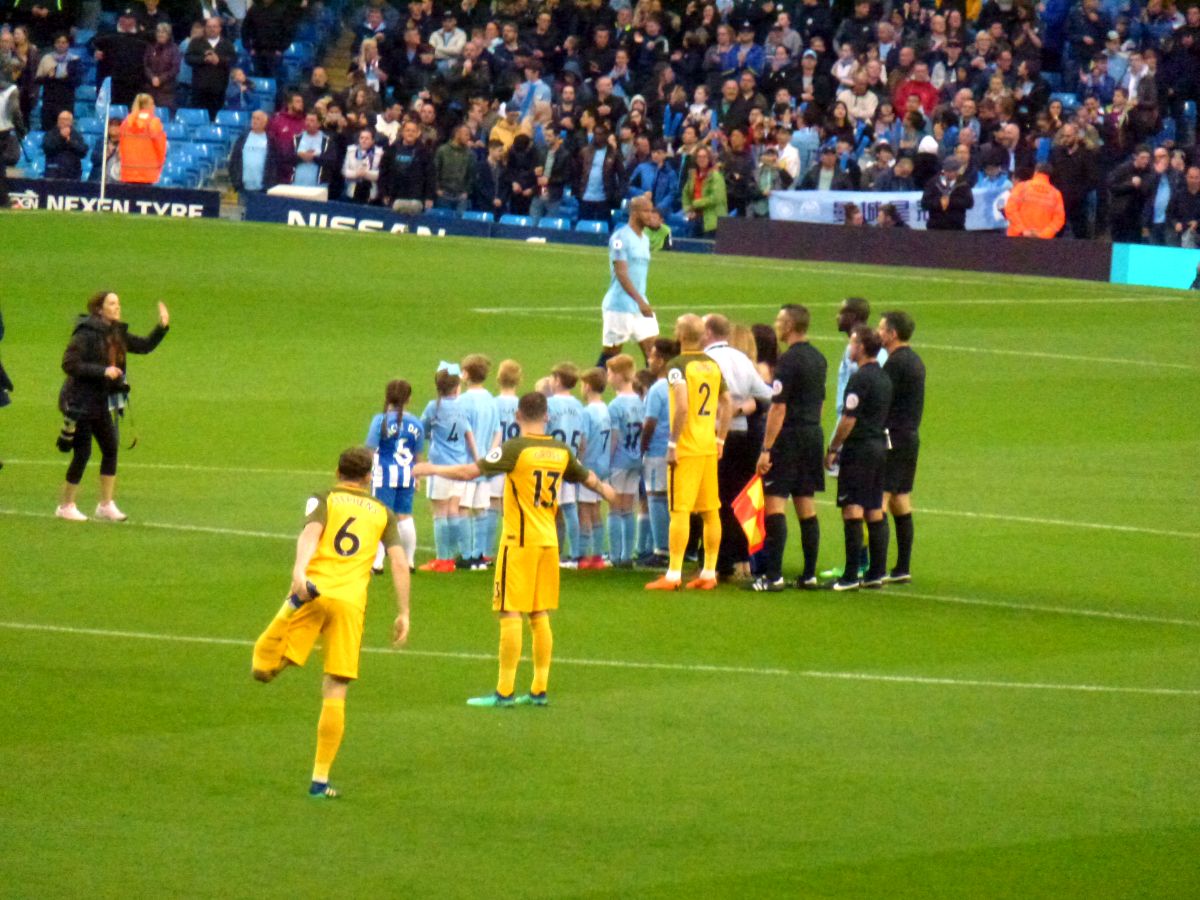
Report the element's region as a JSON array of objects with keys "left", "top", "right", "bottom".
[
  {"left": 254, "top": 484, "right": 399, "bottom": 681},
  {"left": 476, "top": 435, "right": 590, "bottom": 613},
  {"left": 665, "top": 352, "right": 727, "bottom": 514}
]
